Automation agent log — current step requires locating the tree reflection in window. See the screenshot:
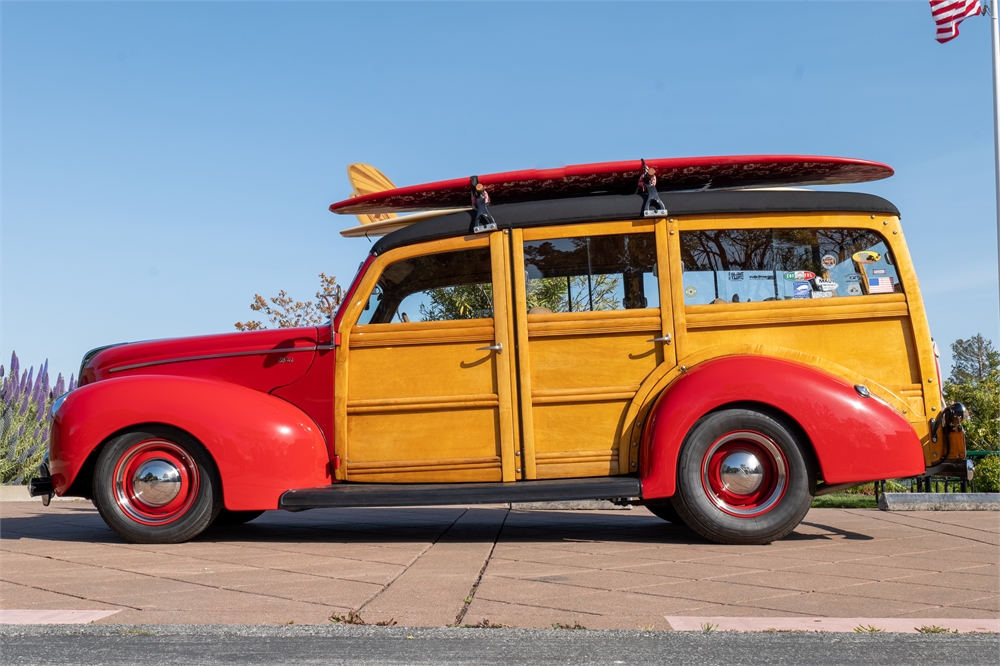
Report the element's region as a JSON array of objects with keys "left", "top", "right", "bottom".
[
  {"left": 679, "top": 228, "right": 900, "bottom": 304},
  {"left": 523, "top": 234, "right": 657, "bottom": 313},
  {"left": 360, "top": 248, "right": 494, "bottom": 324}
]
